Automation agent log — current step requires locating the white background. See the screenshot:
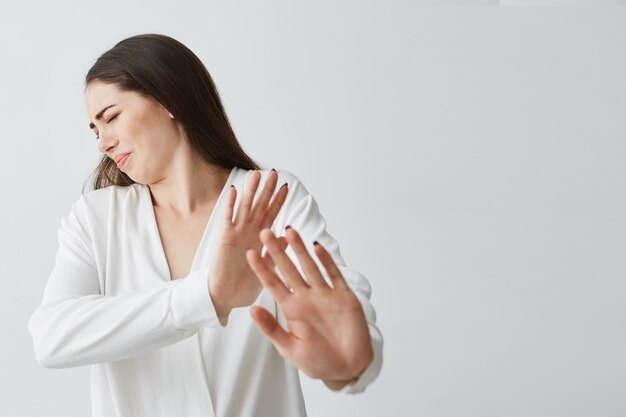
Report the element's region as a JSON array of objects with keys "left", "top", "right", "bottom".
[{"left": 1, "top": 1, "right": 625, "bottom": 416}]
